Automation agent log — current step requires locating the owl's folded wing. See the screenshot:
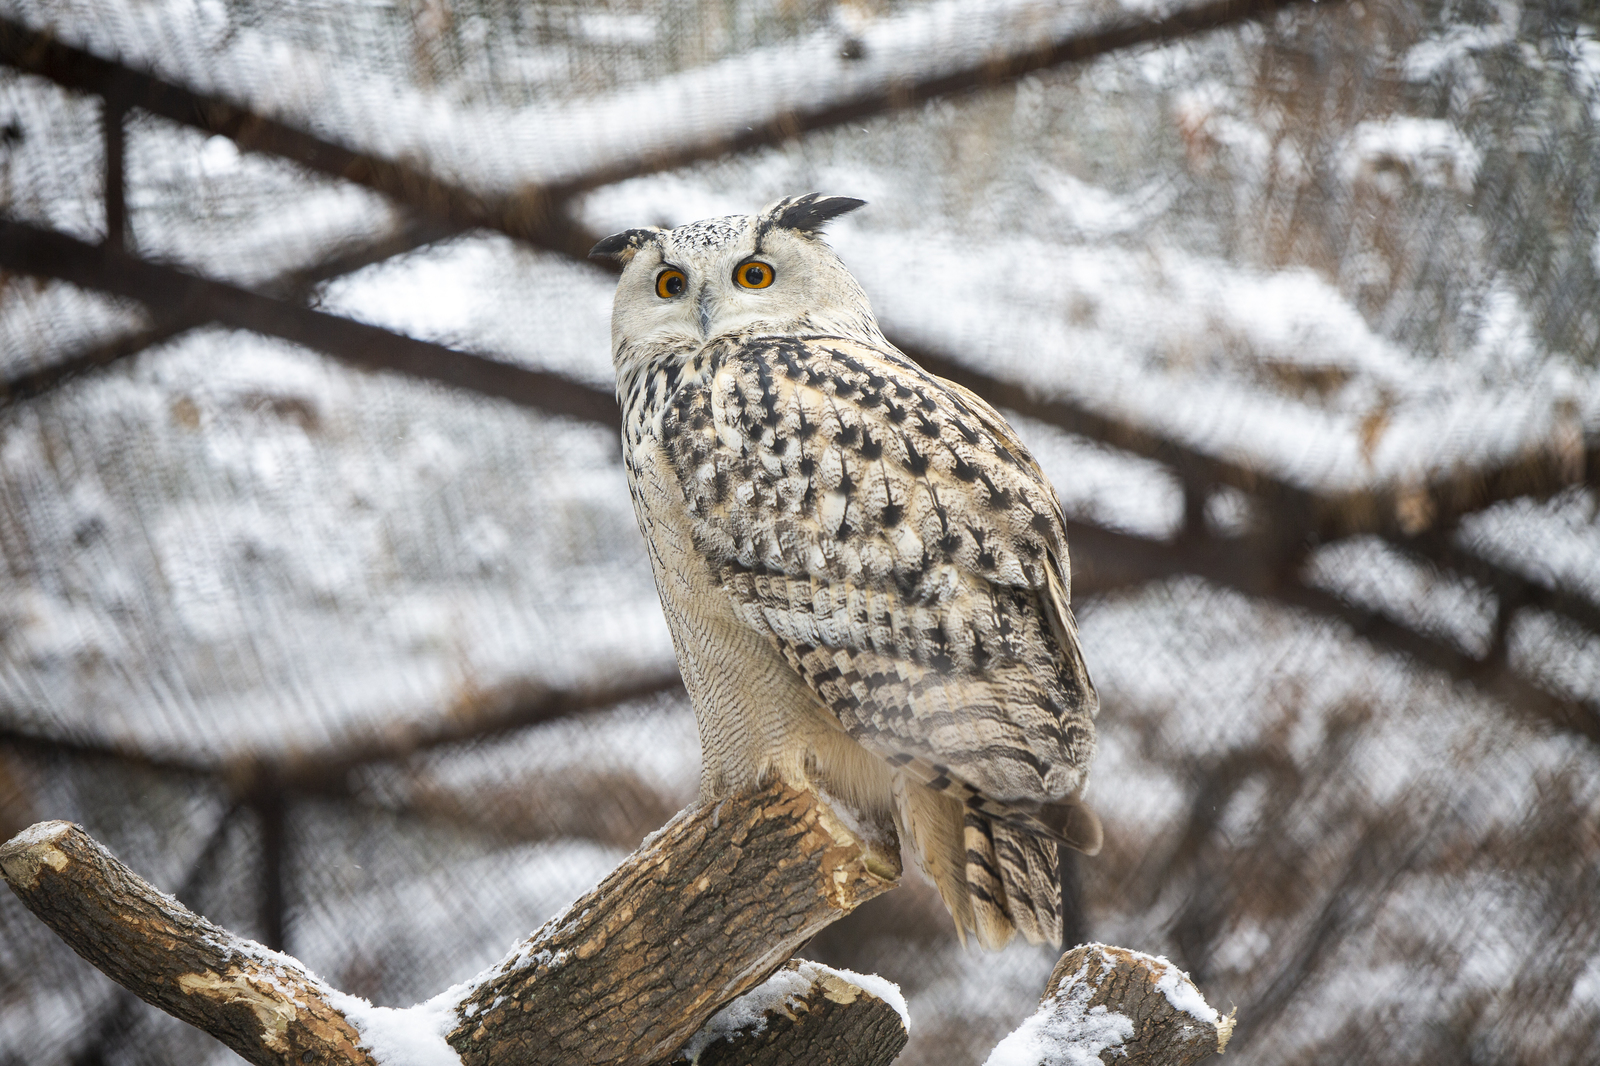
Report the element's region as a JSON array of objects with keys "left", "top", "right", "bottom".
[{"left": 659, "top": 332, "right": 1098, "bottom": 825}]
